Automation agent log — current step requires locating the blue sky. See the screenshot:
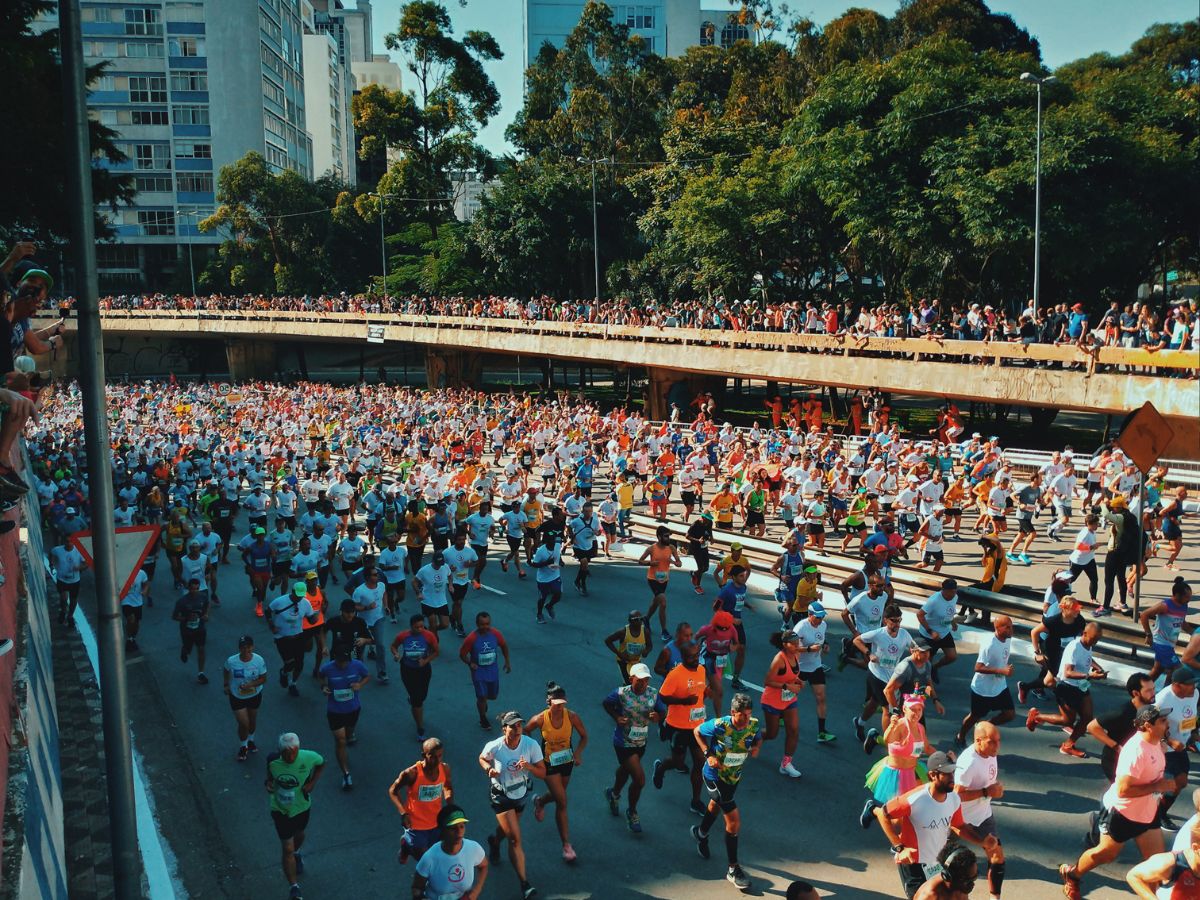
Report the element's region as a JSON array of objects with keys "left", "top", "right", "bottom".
[{"left": 369, "top": 0, "right": 1196, "bottom": 154}]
